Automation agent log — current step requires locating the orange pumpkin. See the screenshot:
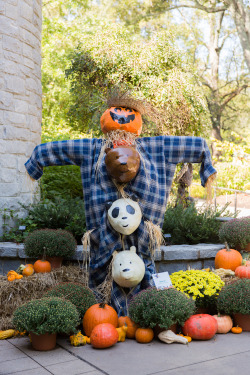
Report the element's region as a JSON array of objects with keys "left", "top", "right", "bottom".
[
  {"left": 33, "top": 259, "right": 51, "bottom": 273},
  {"left": 90, "top": 323, "right": 119, "bottom": 349},
  {"left": 100, "top": 107, "right": 142, "bottom": 135},
  {"left": 213, "top": 314, "right": 233, "bottom": 334},
  {"left": 22, "top": 265, "right": 34, "bottom": 277},
  {"left": 231, "top": 326, "right": 242, "bottom": 334},
  {"left": 135, "top": 328, "right": 154, "bottom": 343},
  {"left": 83, "top": 303, "right": 118, "bottom": 337},
  {"left": 214, "top": 243, "right": 242, "bottom": 271},
  {"left": 118, "top": 316, "right": 139, "bottom": 339},
  {"left": 235, "top": 265, "right": 250, "bottom": 279}
]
